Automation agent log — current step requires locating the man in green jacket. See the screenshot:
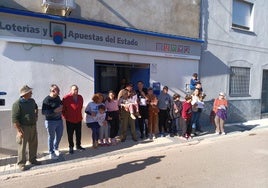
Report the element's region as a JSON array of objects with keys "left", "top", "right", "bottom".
[{"left": 12, "top": 85, "right": 41, "bottom": 171}]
